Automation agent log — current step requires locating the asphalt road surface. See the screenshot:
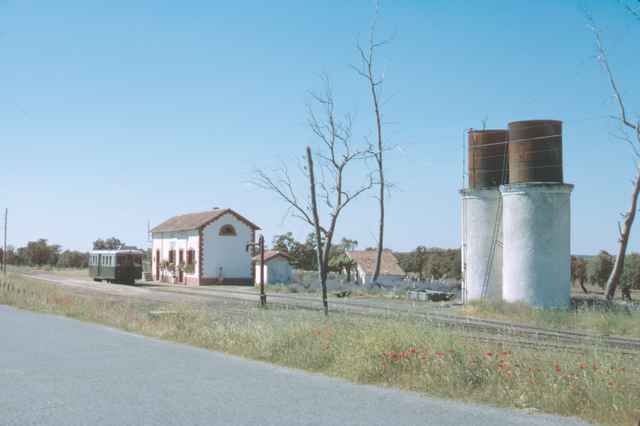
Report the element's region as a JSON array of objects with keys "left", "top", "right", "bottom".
[{"left": 0, "top": 305, "right": 590, "bottom": 426}]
